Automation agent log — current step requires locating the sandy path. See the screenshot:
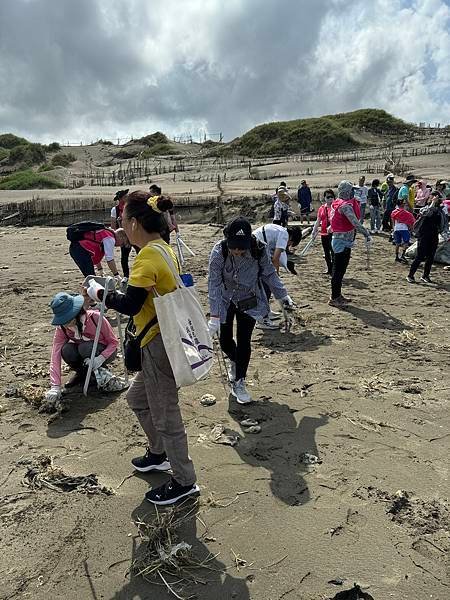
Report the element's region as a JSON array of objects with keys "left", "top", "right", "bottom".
[{"left": 0, "top": 224, "right": 449, "bottom": 600}]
